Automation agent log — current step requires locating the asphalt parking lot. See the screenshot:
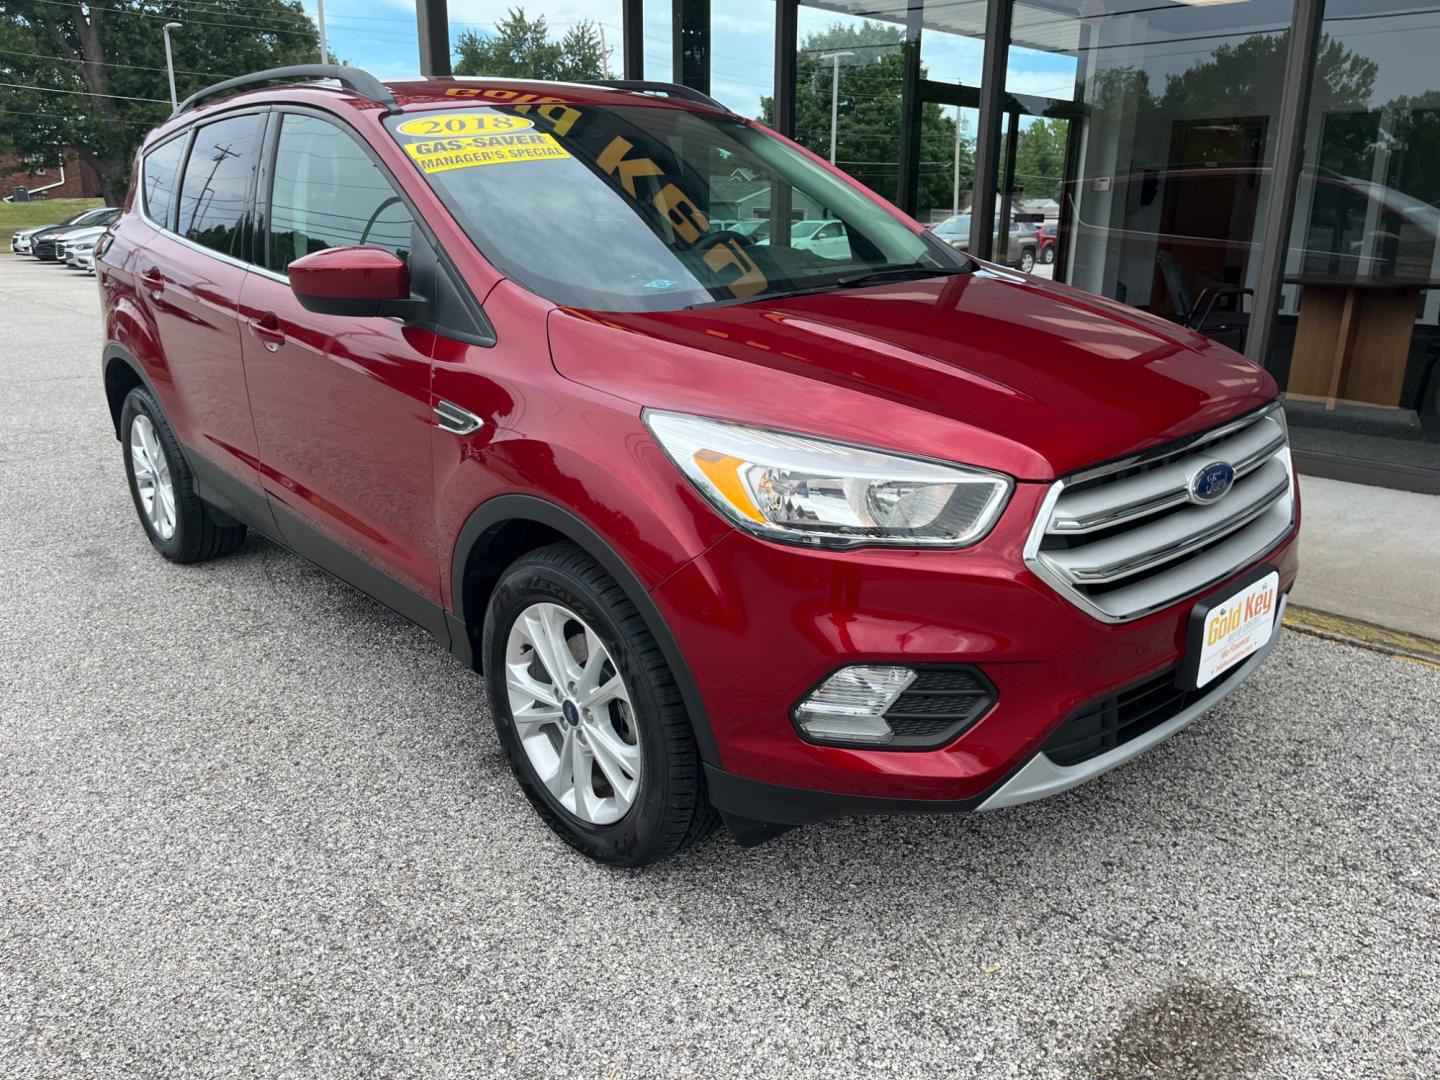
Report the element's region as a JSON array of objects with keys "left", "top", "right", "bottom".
[{"left": 1, "top": 255, "right": 1437, "bottom": 1079}]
